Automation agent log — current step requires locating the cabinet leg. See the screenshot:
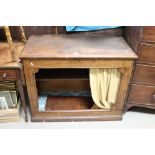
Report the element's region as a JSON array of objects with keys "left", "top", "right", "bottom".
[{"left": 17, "top": 79, "right": 28, "bottom": 122}]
